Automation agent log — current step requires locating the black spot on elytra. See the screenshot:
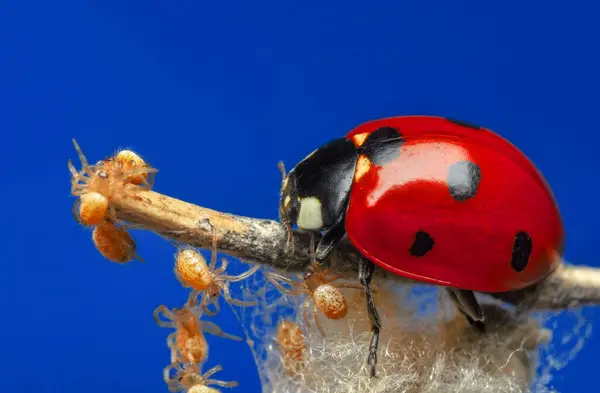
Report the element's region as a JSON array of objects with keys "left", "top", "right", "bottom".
[
  {"left": 447, "top": 161, "right": 482, "bottom": 201},
  {"left": 409, "top": 230, "right": 434, "bottom": 257},
  {"left": 362, "top": 127, "right": 405, "bottom": 166},
  {"left": 446, "top": 117, "right": 482, "bottom": 130},
  {"left": 511, "top": 231, "right": 532, "bottom": 272}
]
